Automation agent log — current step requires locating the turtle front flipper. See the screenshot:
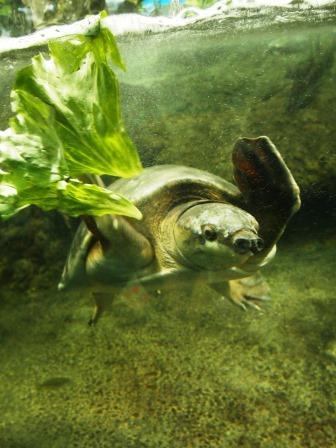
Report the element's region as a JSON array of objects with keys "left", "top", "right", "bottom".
[
  {"left": 210, "top": 272, "right": 271, "bottom": 311},
  {"left": 86, "top": 215, "right": 154, "bottom": 280},
  {"left": 232, "top": 136, "right": 301, "bottom": 265}
]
